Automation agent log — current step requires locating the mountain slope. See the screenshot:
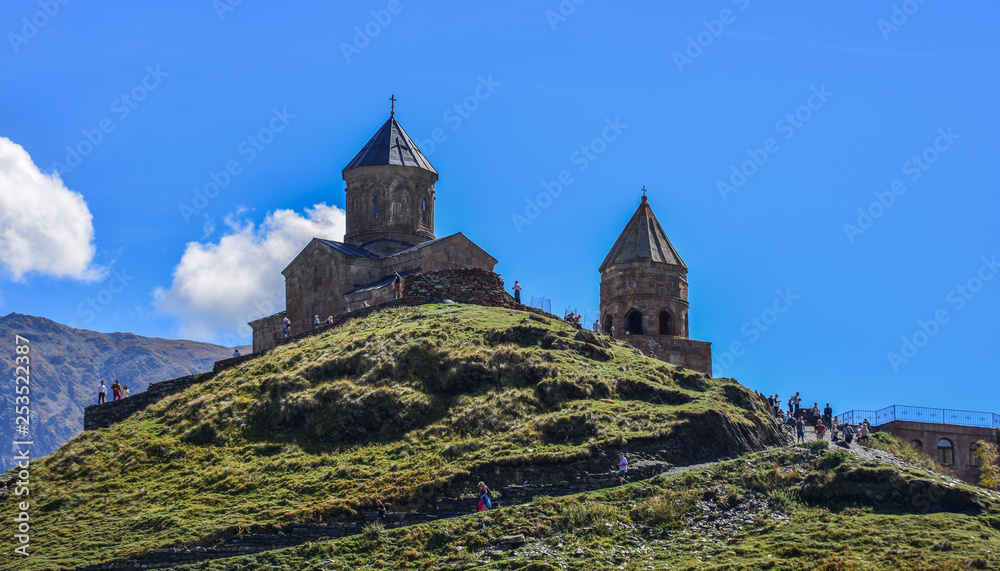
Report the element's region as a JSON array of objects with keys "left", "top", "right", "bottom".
[
  {"left": 0, "top": 313, "right": 245, "bottom": 470},
  {"left": 0, "top": 303, "right": 783, "bottom": 570},
  {"left": 182, "top": 441, "right": 1000, "bottom": 570}
]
